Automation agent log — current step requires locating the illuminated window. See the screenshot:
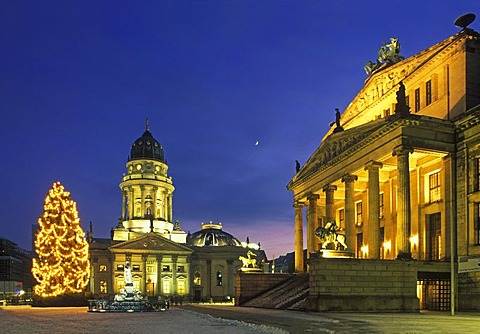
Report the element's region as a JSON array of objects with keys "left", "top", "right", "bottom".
[
  {"left": 405, "top": 95, "right": 409, "bottom": 109},
  {"left": 132, "top": 264, "right": 140, "bottom": 271},
  {"left": 415, "top": 88, "right": 420, "bottom": 112},
  {"left": 427, "top": 213, "right": 441, "bottom": 260},
  {"left": 177, "top": 279, "right": 185, "bottom": 295},
  {"left": 100, "top": 281, "right": 107, "bottom": 293},
  {"left": 379, "top": 227, "right": 385, "bottom": 259},
  {"left": 99, "top": 265, "right": 107, "bottom": 272},
  {"left": 475, "top": 158, "right": 480, "bottom": 192},
  {"left": 379, "top": 193, "right": 384, "bottom": 218},
  {"left": 194, "top": 271, "right": 201, "bottom": 286},
  {"left": 216, "top": 271, "right": 223, "bottom": 286},
  {"left": 356, "top": 233, "right": 363, "bottom": 258},
  {"left": 475, "top": 203, "right": 480, "bottom": 245},
  {"left": 116, "top": 279, "right": 125, "bottom": 293},
  {"left": 163, "top": 278, "right": 171, "bottom": 294},
  {"left": 429, "top": 172, "right": 441, "bottom": 203},
  {"left": 426, "top": 80, "right": 432, "bottom": 106},
  {"left": 162, "top": 265, "right": 170, "bottom": 272},
  {"left": 356, "top": 202, "right": 363, "bottom": 226},
  {"left": 338, "top": 209, "right": 345, "bottom": 229}
]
